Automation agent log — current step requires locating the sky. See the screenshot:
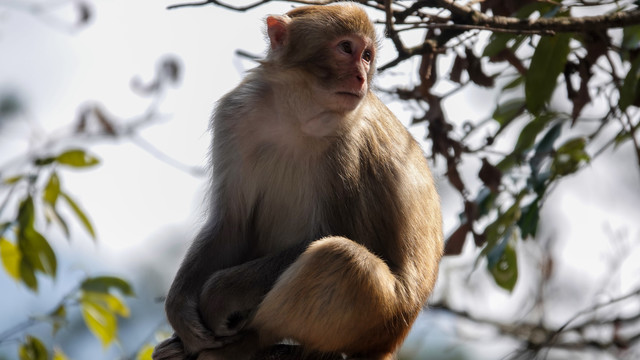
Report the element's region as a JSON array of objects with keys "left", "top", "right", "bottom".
[{"left": 1, "top": 1, "right": 640, "bottom": 359}]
